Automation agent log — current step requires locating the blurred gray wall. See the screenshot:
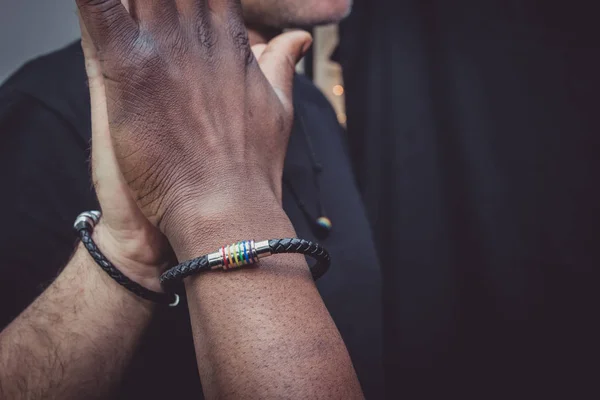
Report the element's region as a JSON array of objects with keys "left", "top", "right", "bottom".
[{"left": 0, "top": 0, "right": 80, "bottom": 83}]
